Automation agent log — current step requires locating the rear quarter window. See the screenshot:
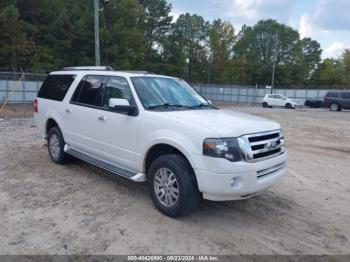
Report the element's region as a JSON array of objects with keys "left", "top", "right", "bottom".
[
  {"left": 37, "top": 75, "right": 76, "bottom": 101},
  {"left": 325, "top": 92, "right": 339, "bottom": 98}
]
